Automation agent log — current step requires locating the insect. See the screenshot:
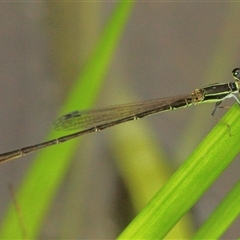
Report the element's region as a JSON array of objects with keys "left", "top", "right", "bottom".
[{"left": 1, "top": 68, "right": 240, "bottom": 164}]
